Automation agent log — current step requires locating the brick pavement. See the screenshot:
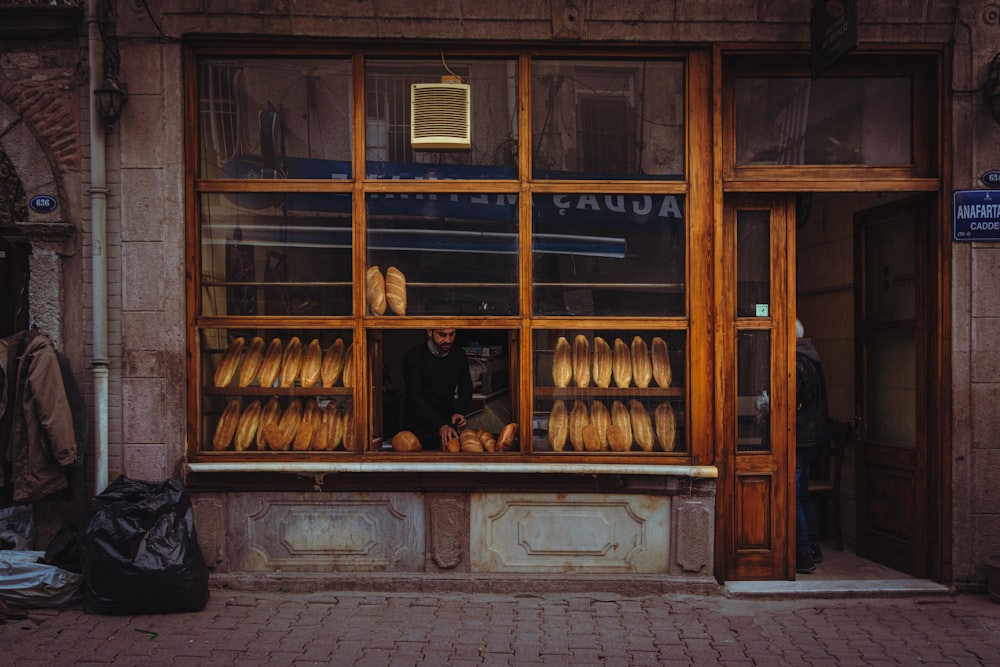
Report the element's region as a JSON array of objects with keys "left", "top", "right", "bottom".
[{"left": 2, "top": 589, "right": 999, "bottom": 666}]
